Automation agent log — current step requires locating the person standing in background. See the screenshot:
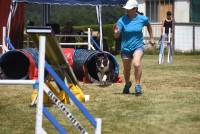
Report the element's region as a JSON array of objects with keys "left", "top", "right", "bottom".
[
  {"left": 158, "top": 11, "right": 174, "bottom": 64},
  {"left": 161, "top": 11, "right": 173, "bottom": 36}
]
